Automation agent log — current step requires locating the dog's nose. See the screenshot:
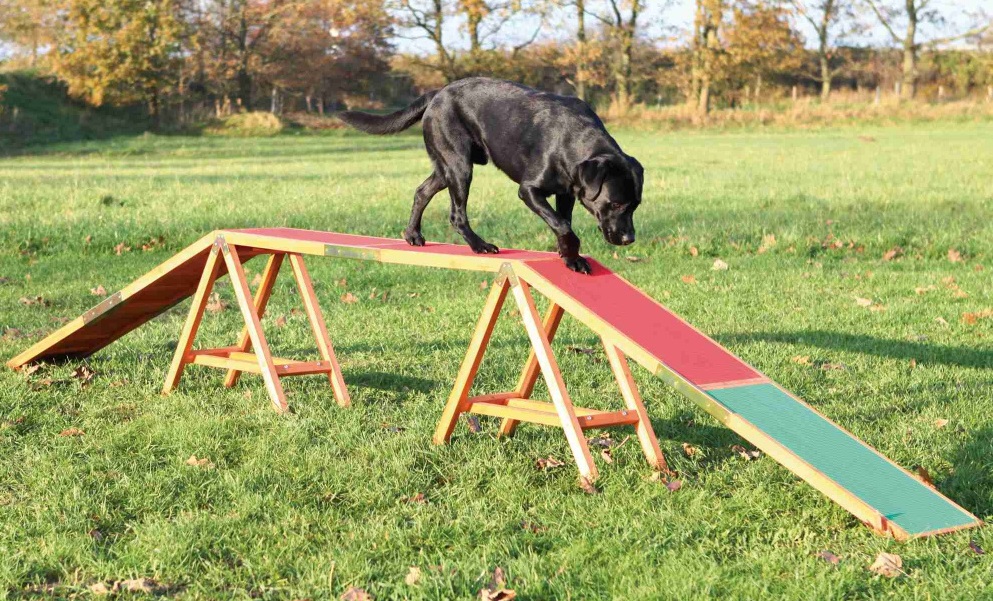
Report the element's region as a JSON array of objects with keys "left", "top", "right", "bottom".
[{"left": 619, "top": 232, "right": 635, "bottom": 245}]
